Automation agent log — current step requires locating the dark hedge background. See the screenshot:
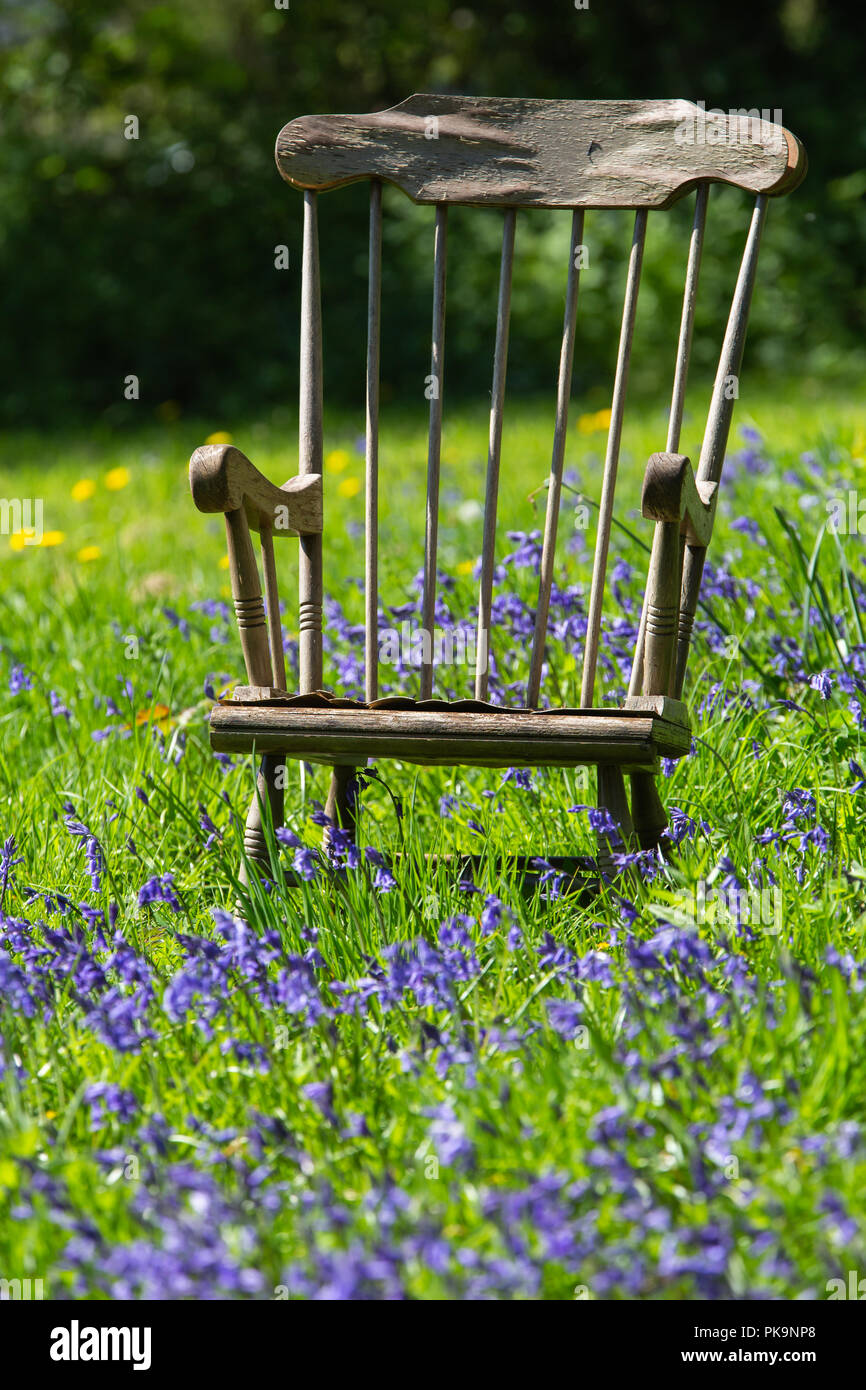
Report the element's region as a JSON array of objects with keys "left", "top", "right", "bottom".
[{"left": 1, "top": 0, "right": 863, "bottom": 425}]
